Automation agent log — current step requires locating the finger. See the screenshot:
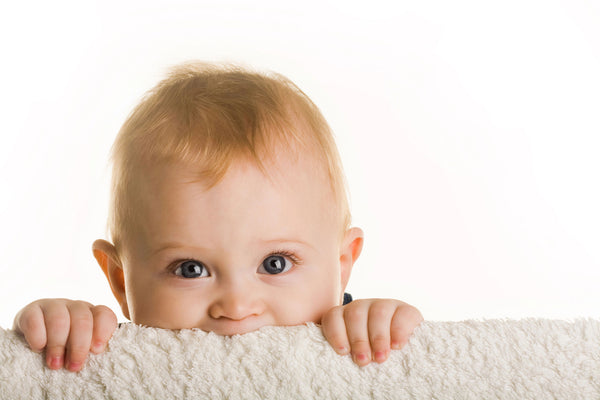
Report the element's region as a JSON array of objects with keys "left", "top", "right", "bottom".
[
  {"left": 64, "top": 301, "right": 94, "bottom": 372},
  {"left": 343, "top": 302, "right": 372, "bottom": 366},
  {"left": 367, "top": 300, "right": 396, "bottom": 363},
  {"left": 320, "top": 306, "right": 350, "bottom": 355},
  {"left": 390, "top": 304, "right": 424, "bottom": 350},
  {"left": 14, "top": 303, "right": 47, "bottom": 353},
  {"left": 41, "top": 302, "right": 71, "bottom": 370},
  {"left": 90, "top": 305, "right": 118, "bottom": 354}
]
